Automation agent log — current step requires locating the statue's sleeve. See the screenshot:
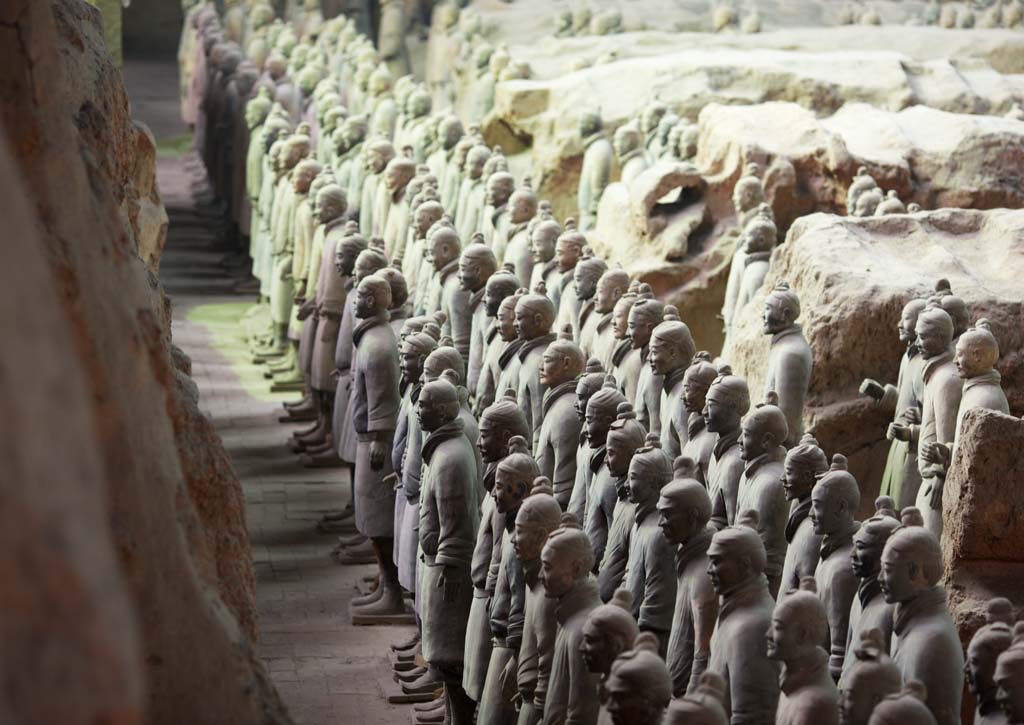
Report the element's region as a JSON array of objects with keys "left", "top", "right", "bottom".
[
  {"left": 688, "top": 569, "right": 718, "bottom": 694},
  {"left": 566, "top": 631, "right": 600, "bottom": 725},
  {"left": 638, "top": 534, "right": 677, "bottom": 635},
  {"left": 364, "top": 333, "right": 400, "bottom": 433},
  {"left": 506, "top": 555, "right": 526, "bottom": 651},
  {"left": 448, "top": 286, "right": 473, "bottom": 364},
  {"left": 434, "top": 454, "right": 478, "bottom": 569}
]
